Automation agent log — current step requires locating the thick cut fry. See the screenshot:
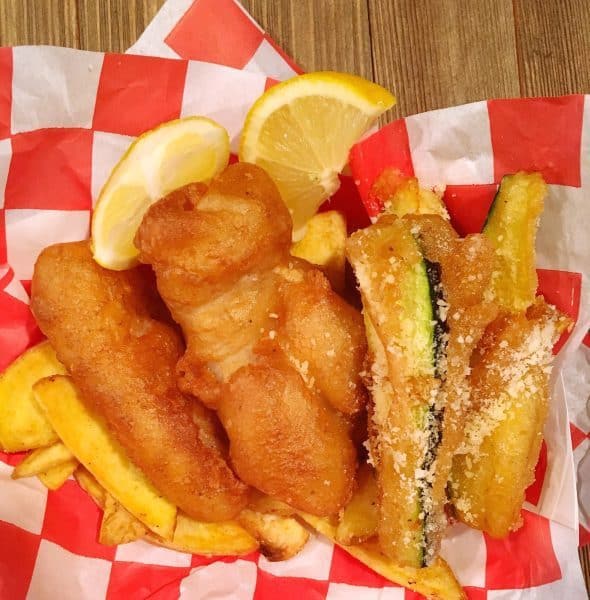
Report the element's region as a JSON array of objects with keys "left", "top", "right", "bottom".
[
  {"left": 452, "top": 299, "right": 570, "bottom": 537},
  {"left": 0, "top": 341, "right": 65, "bottom": 451},
  {"left": 300, "top": 513, "right": 465, "bottom": 600},
  {"left": 75, "top": 467, "right": 108, "bottom": 509},
  {"left": 75, "top": 465, "right": 254, "bottom": 554},
  {"left": 34, "top": 376, "right": 177, "bottom": 539},
  {"left": 336, "top": 463, "right": 378, "bottom": 545},
  {"left": 290, "top": 210, "right": 347, "bottom": 293},
  {"left": 247, "top": 491, "right": 296, "bottom": 517},
  {"left": 148, "top": 513, "right": 259, "bottom": 556},
  {"left": 76, "top": 465, "right": 147, "bottom": 544},
  {"left": 483, "top": 172, "right": 546, "bottom": 312},
  {"left": 368, "top": 168, "right": 449, "bottom": 220},
  {"left": 37, "top": 460, "right": 78, "bottom": 490},
  {"left": 237, "top": 508, "right": 309, "bottom": 561},
  {"left": 99, "top": 495, "right": 147, "bottom": 545},
  {"left": 12, "top": 442, "right": 74, "bottom": 479}
]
